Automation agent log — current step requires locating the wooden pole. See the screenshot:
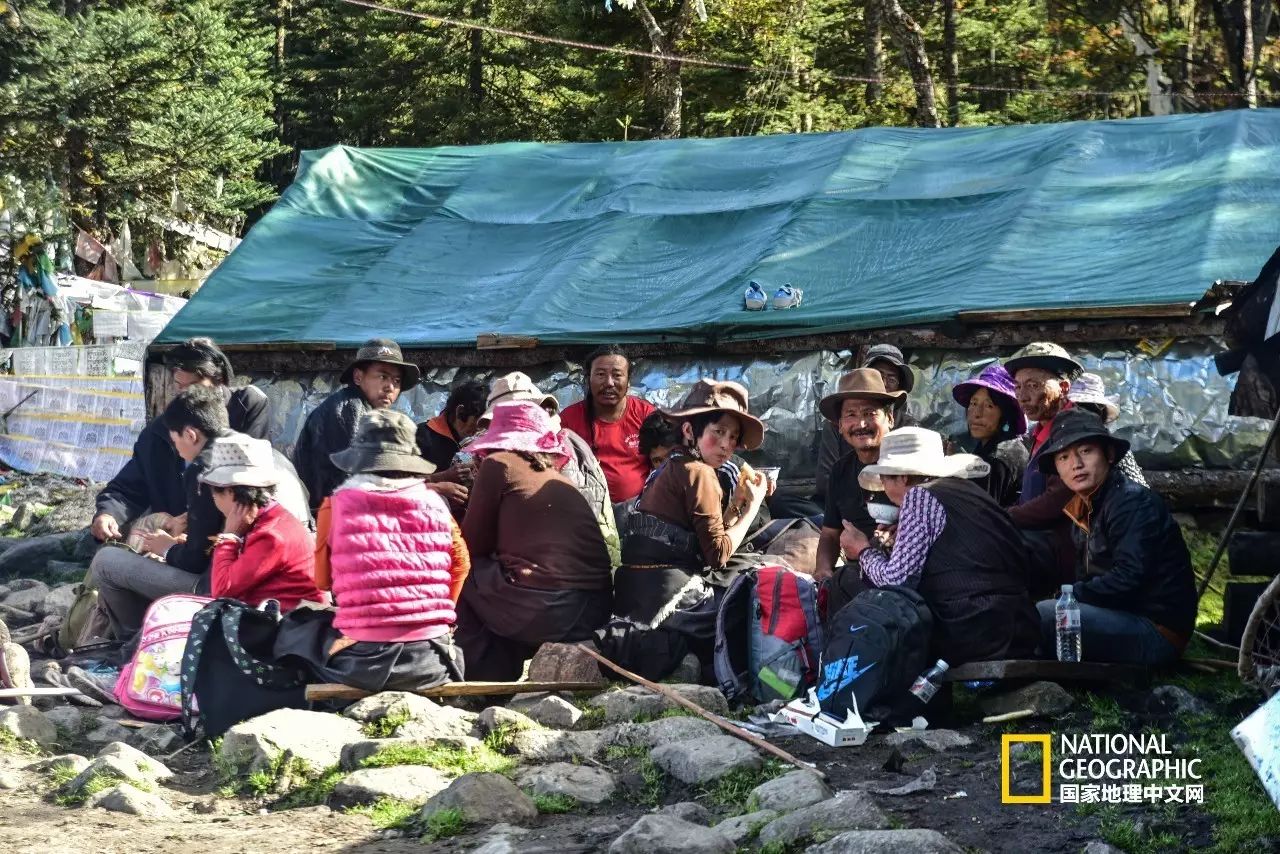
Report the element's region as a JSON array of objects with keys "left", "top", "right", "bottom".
[
  {"left": 576, "top": 644, "right": 825, "bottom": 780},
  {"left": 0, "top": 687, "right": 84, "bottom": 700},
  {"left": 304, "top": 680, "right": 604, "bottom": 702}
]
